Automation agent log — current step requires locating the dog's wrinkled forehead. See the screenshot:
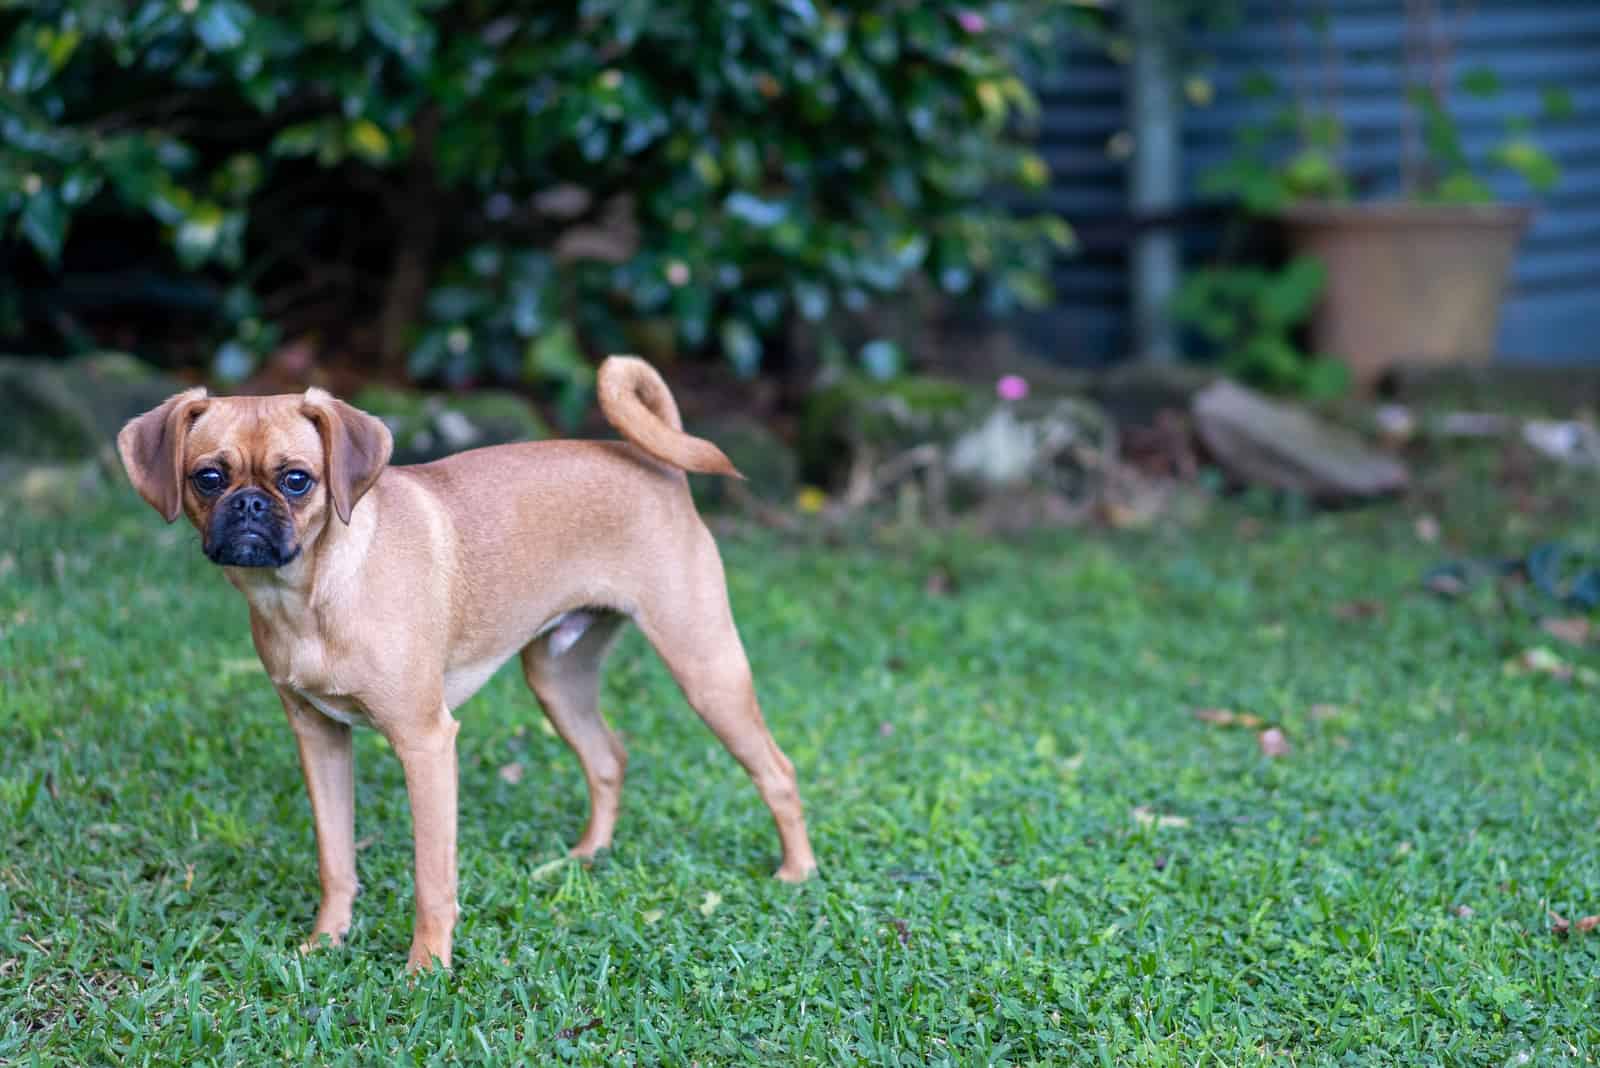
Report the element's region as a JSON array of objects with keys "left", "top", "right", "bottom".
[{"left": 183, "top": 395, "right": 324, "bottom": 470}]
